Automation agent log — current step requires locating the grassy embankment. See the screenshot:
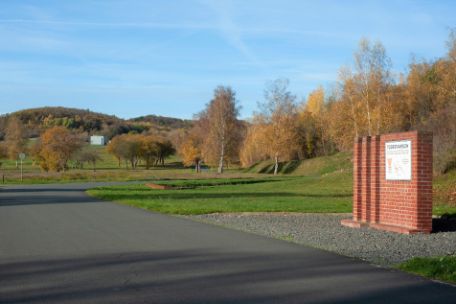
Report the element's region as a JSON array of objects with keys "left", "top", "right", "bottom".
[
  {"left": 398, "top": 256, "right": 456, "bottom": 284},
  {"left": 88, "top": 151, "right": 456, "bottom": 215}
]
